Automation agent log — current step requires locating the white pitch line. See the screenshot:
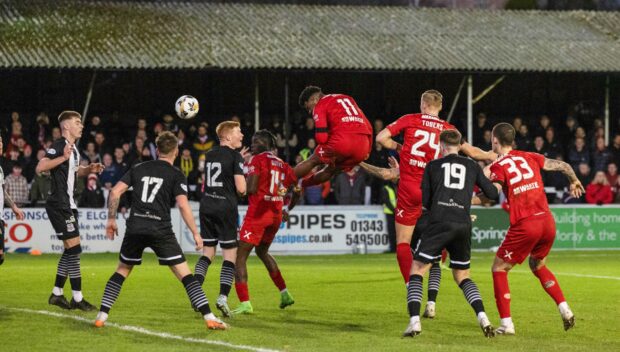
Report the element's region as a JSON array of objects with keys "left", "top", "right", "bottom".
[{"left": 4, "top": 307, "right": 282, "bottom": 352}]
